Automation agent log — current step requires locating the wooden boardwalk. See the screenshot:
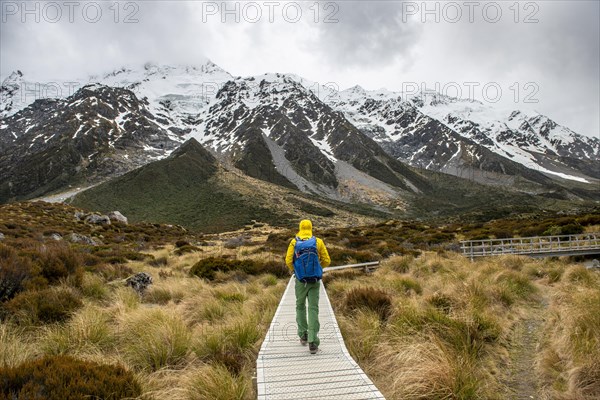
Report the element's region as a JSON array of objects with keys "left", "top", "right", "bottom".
[
  {"left": 256, "top": 277, "right": 385, "bottom": 400},
  {"left": 461, "top": 232, "right": 600, "bottom": 260}
]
